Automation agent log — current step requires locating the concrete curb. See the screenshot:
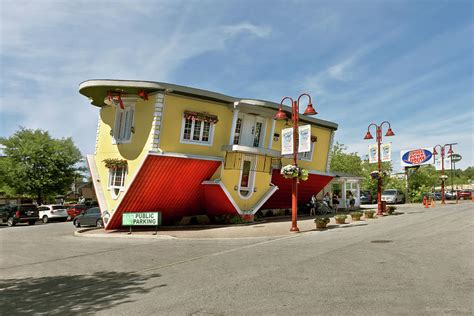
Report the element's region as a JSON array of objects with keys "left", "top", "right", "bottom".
[{"left": 74, "top": 229, "right": 176, "bottom": 240}]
